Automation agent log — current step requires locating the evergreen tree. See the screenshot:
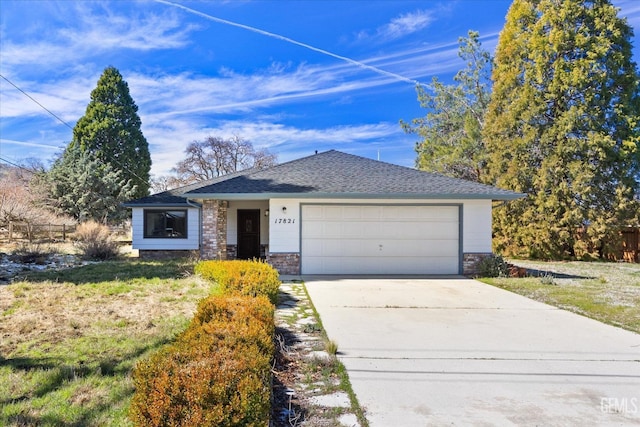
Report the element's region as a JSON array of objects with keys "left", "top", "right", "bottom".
[
  {"left": 402, "top": 31, "right": 492, "bottom": 182},
  {"left": 484, "top": 0, "right": 640, "bottom": 259},
  {"left": 70, "top": 66, "right": 151, "bottom": 198},
  {"left": 47, "top": 146, "right": 137, "bottom": 224}
]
